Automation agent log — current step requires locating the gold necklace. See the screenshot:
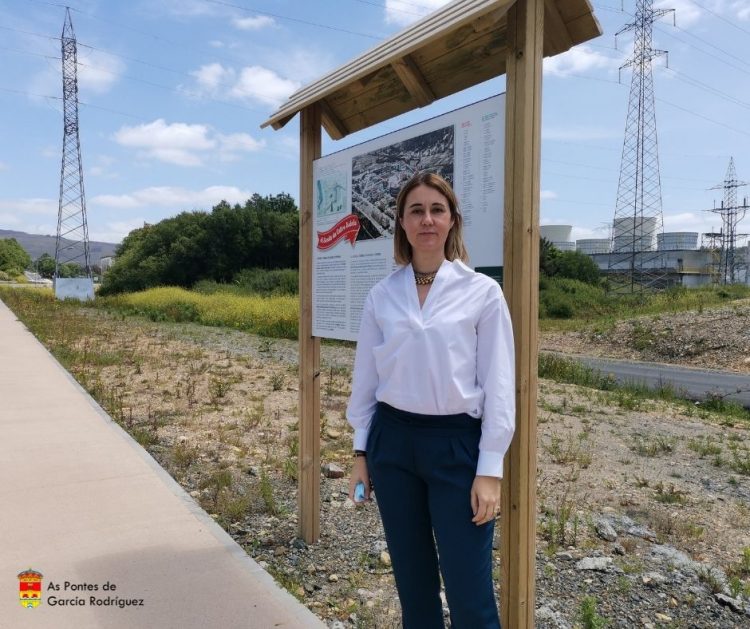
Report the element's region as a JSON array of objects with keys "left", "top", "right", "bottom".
[{"left": 414, "top": 268, "right": 439, "bottom": 285}]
